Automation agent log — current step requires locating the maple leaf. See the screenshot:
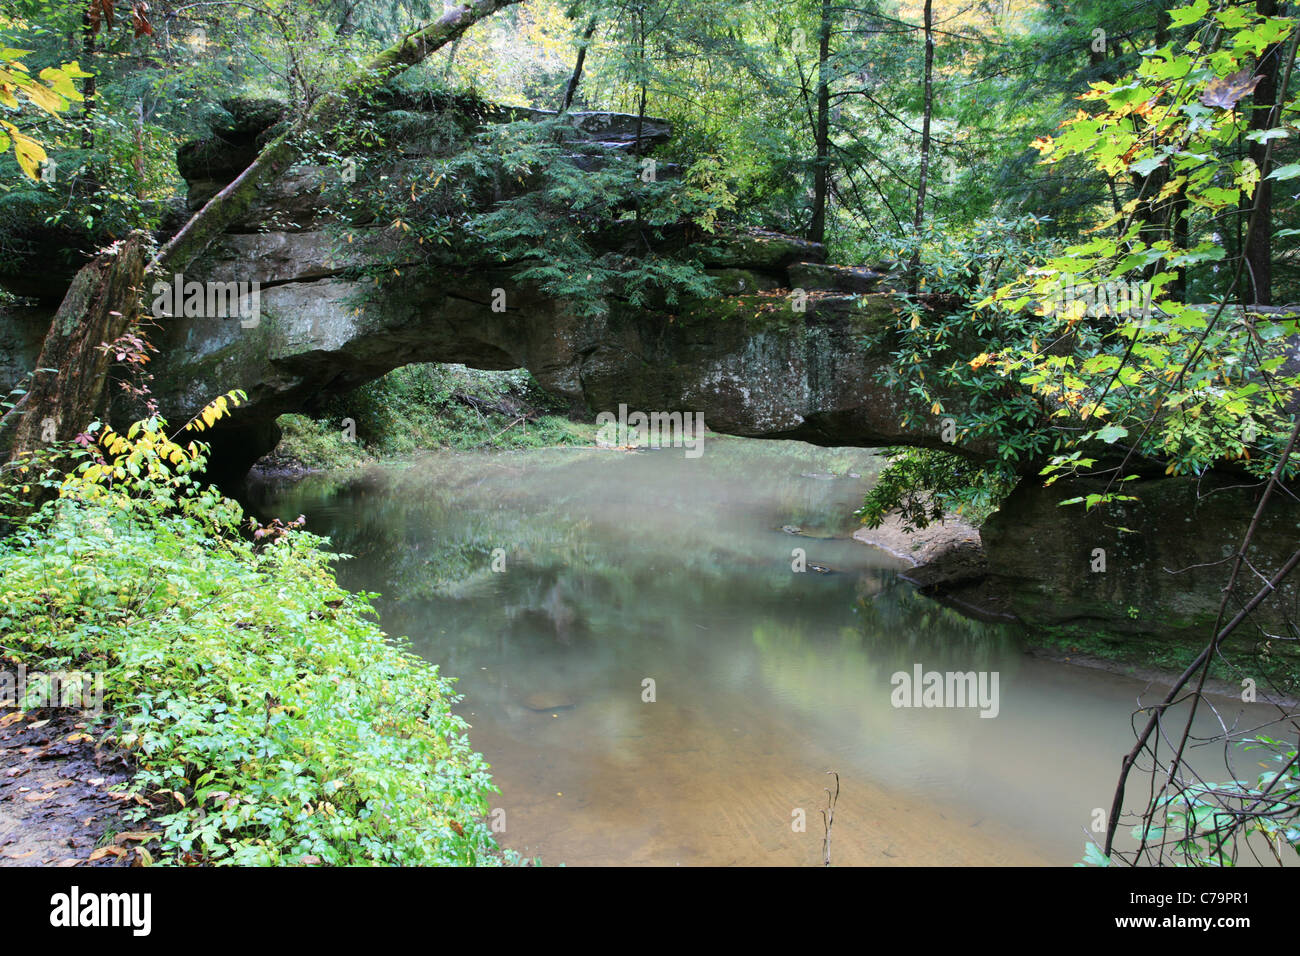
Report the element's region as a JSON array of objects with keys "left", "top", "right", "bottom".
[
  {"left": 1200, "top": 69, "right": 1262, "bottom": 110},
  {"left": 1132, "top": 96, "right": 1159, "bottom": 118}
]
